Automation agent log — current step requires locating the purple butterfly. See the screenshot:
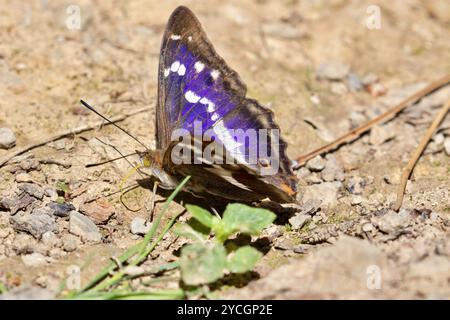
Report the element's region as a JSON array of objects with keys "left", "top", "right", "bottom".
[{"left": 140, "top": 6, "right": 297, "bottom": 203}]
